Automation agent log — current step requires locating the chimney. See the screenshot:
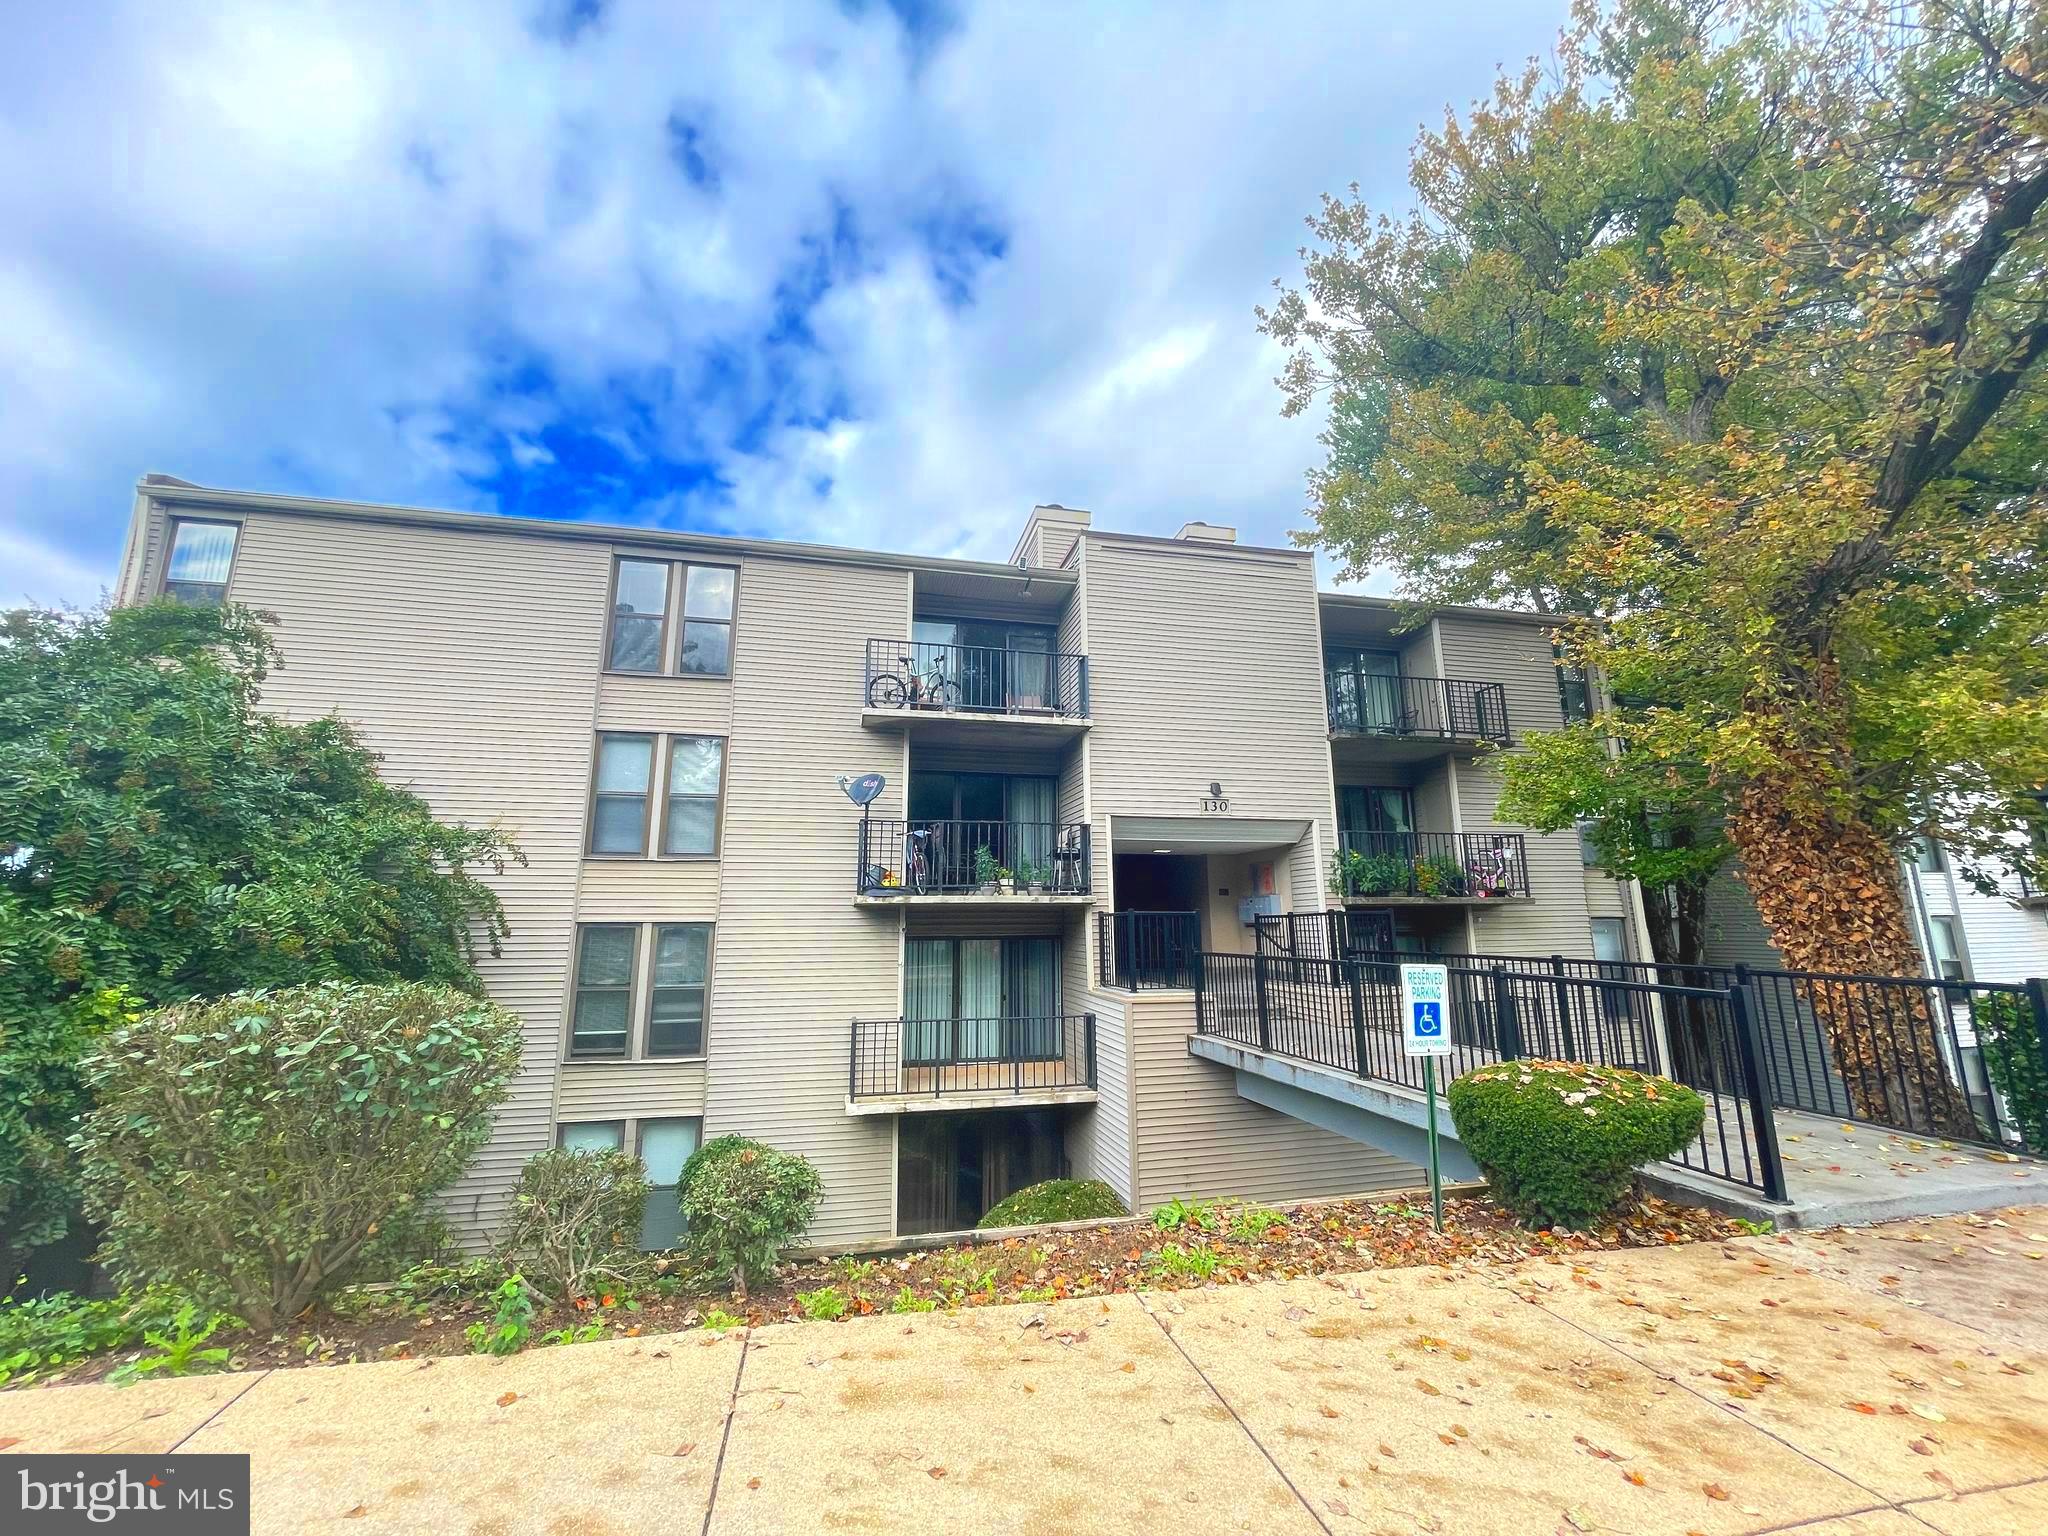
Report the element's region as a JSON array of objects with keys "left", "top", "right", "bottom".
[
  {"left": 1174, "top": 521, "right": 1237, "bottom": 545},
  {"left": 1010, "top": 503, "right": 1092, "bottom": 567}
]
